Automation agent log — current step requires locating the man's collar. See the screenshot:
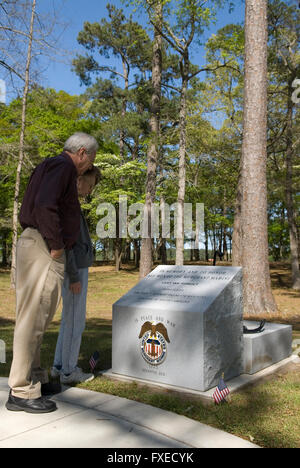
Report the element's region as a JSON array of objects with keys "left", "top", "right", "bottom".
[{"left": 61, "top": 151, "right": 77, "bottom": 172}]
